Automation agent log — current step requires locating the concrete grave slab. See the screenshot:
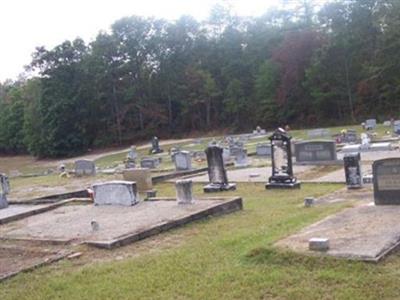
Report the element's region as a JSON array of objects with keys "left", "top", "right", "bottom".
[
  {"left": 0, "top": 197, "right": 242, "bottom": 249},
  {"left": 0, "top": 200, "right": 77, "bottom": 225},
  {"left": 276, "top": 203, "right": 400, "bottom": 261}
]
